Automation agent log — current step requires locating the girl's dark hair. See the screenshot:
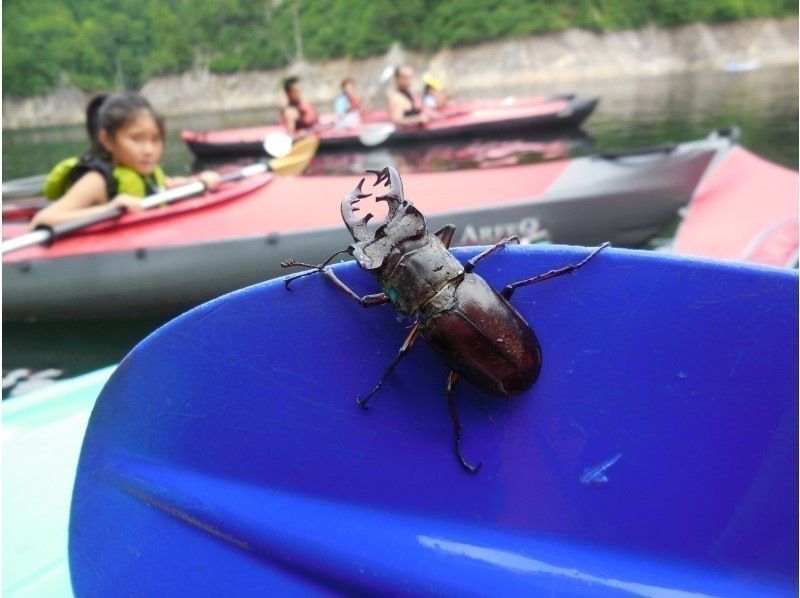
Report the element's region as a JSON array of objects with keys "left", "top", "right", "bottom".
[
  {"left": 283, "top": 76, "right": 300, "bottom": 94},
  {"left": 85, "top": 92, "right": 165, "bottom": 157},
  {"left": 85, "top": 94, "right": 108, "bottom": 147}
]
